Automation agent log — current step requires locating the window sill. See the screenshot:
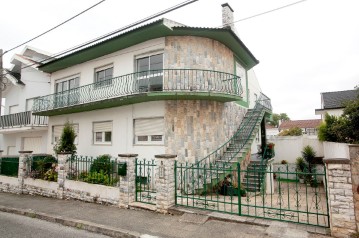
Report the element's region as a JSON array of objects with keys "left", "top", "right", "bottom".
[
  {"left": 133, "top": 144, "right": 164, "bottom": 146},
  {"left": 93, "top": 143, "right": 112, "bottom": 146}
]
